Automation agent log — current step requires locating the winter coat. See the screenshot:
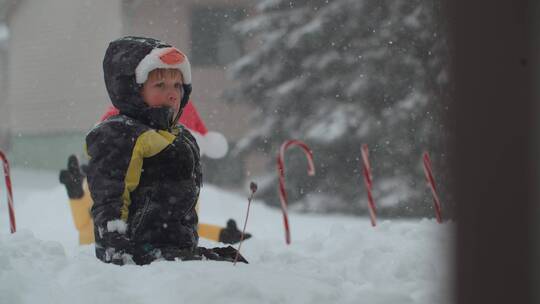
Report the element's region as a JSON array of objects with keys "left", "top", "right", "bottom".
[{"left": 85, "top": 36, "right": 201, "bottom": 265}]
